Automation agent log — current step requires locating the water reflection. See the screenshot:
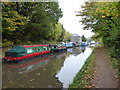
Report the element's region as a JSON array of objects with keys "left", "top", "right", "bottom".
[
  {"left": 56, "top": 47, "right": 92, "bottom": 88},
  {"left": 81, "top": 46, "right": 86, "bottom": 53},
  {"left": 67, "top": 48, "right": 73, "bottom": 53},
  {"left": 5, "top": 57, "right": 49, "bottom": 74},
  {"left": 2, "top": 47, "right": 92, "bottom": 88},
  {"left": 2, "top": 51, "right": 66, "bottom": 88},
  {"left": 72, "top": 47, "right": 82, "bottom": 56}
]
